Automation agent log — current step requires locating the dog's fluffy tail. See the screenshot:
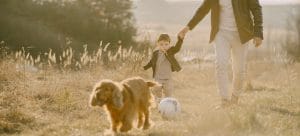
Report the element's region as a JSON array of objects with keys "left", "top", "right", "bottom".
[
  {"left": 146, "top": 81, "right": 160, "bottom": 87},
  {"left": 146, "top": 81, "right": 160, "bottom": 108}
]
